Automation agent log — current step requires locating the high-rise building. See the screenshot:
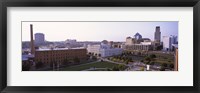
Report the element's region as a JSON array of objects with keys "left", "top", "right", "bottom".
[
  {"left": 163, "top": 35, "right": 177, "bottom": 51},
  {"left": 163, "top": 36, "right": 171, "bottom": 51},
  {"left": 154, "top": 26, "right": 161, "bottom": 42},
  {"left": 35, "top": 33, "right": 45, "bottom": 44}
]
